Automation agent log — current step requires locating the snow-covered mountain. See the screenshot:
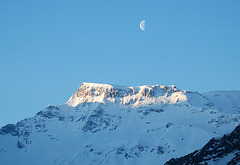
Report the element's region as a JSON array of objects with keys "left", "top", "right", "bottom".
[{"left": 0, "top": 82, "right": 240, "bottom": 165}]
